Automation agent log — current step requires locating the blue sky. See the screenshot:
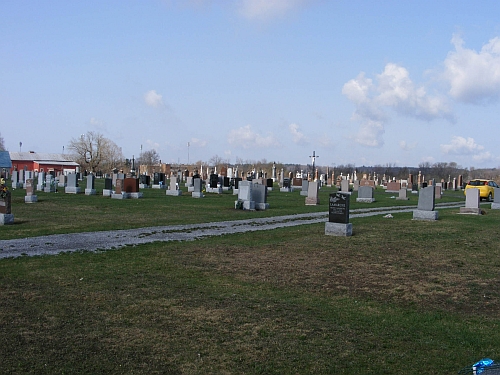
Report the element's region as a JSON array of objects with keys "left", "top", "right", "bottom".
[{"left": 2, "top": 0, "right": 500, "bottom": 169}]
